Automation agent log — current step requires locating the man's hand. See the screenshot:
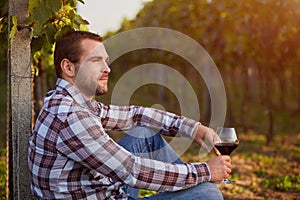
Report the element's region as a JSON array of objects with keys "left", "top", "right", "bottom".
[
  {"left": 192, "top": 124, "right": 220, "bottom": 155},
  {"left": 206, "top": 155, "right": 232, "bottom": 182}
]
